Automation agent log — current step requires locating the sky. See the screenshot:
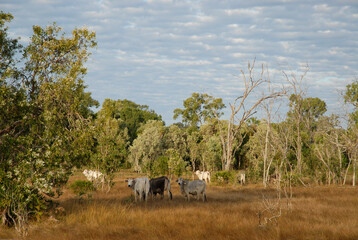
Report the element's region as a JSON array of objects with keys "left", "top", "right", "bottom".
[{"left": 1, "top": 0, "right": 358, "bottom": 125}]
